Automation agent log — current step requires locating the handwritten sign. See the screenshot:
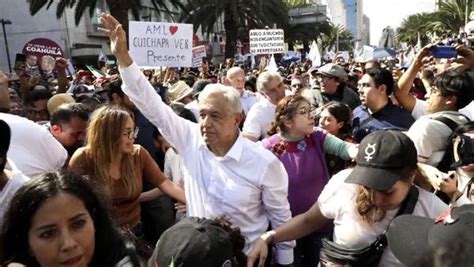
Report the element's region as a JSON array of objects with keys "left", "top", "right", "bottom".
[
  {"left": 192, "top": 45, "right": 207, "bottom": 68},
  {"left": 249, "top": 29, "right": 285, "bottom": 55},
  {"left": 129, "top": 21, "right": 193, "bottom": 68}
]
